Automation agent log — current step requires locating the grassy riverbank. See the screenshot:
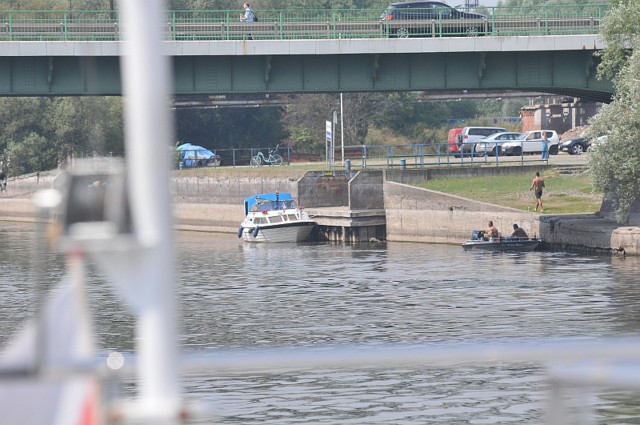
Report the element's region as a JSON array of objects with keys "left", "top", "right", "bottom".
[
  {"left": 415, "top": 169, "right": 603, "bottom": 214},
  {"left": 173, "top": 158, "right": 601, "bottom": 215}
]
